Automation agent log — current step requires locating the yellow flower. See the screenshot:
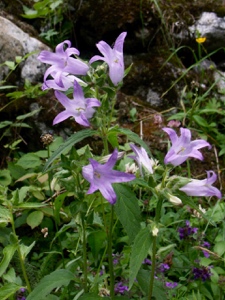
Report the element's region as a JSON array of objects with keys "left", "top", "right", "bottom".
[{"left": 196, "top": 37, "right": 206, "bottom": 44}]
